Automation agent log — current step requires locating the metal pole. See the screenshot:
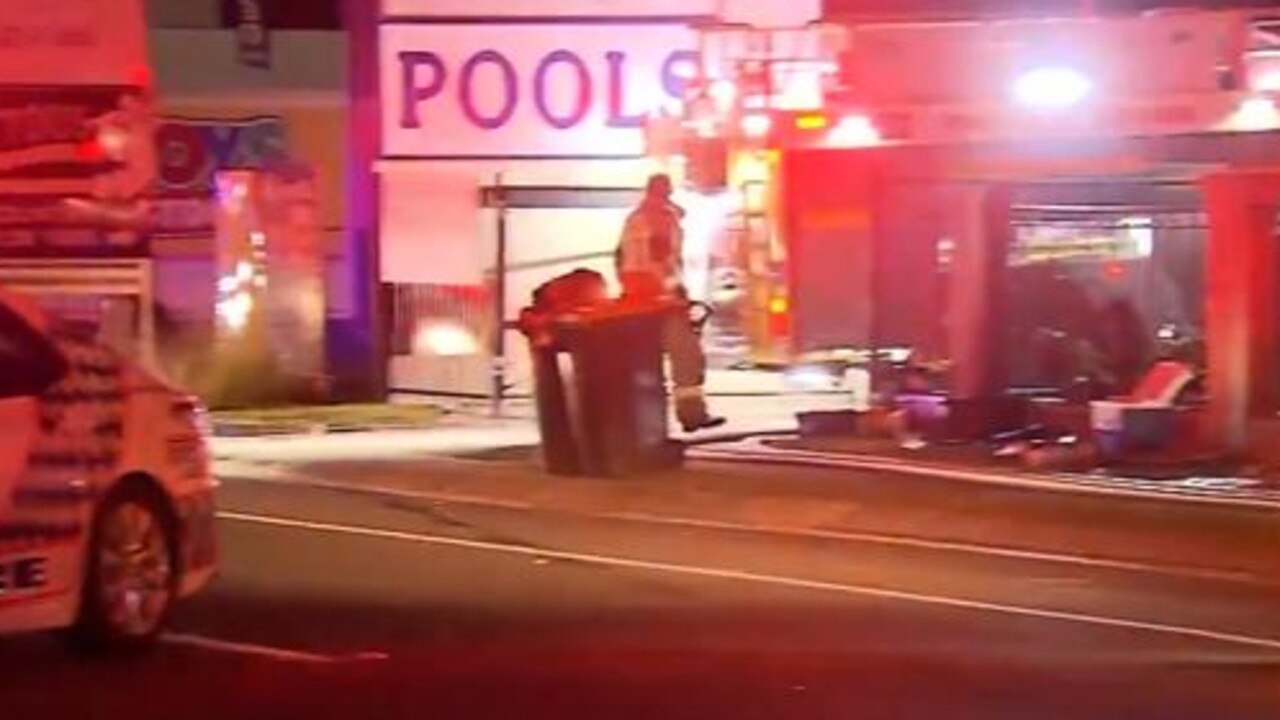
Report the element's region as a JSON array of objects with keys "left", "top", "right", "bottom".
[
  {"left": 491, "top": 173, "right": 508, "bottom": 418},
  {"left": 867, "top": 182, "right": 885, "bottom": 405},
  {"left": 341, "top": 0, "right": 385, "bottom": 400}
]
